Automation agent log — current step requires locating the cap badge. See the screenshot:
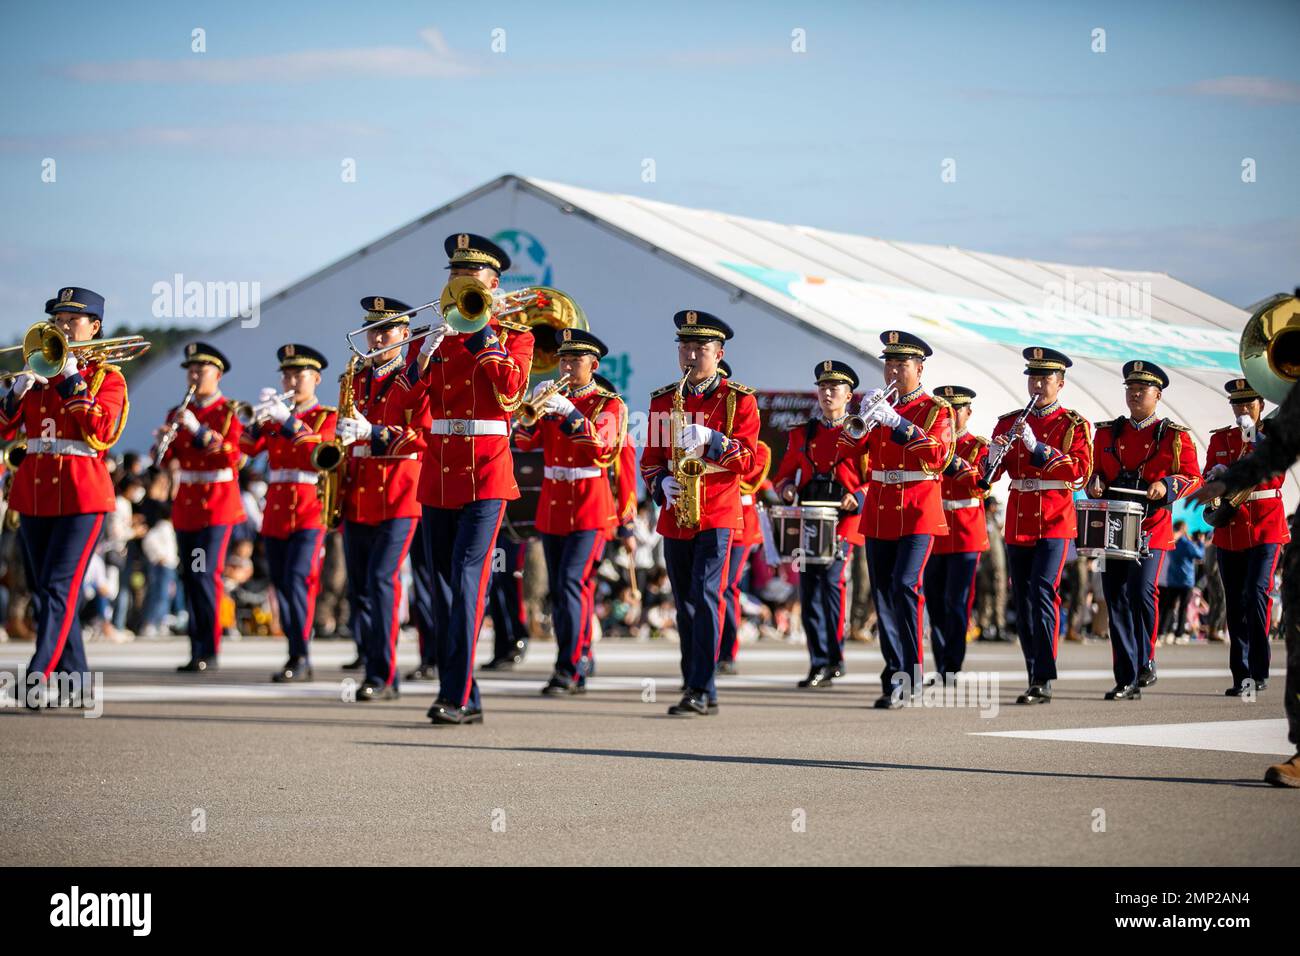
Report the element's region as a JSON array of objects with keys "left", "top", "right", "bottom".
[
  {"left": 1032, "top": 348, "right": 1043, "bottom": 359},
  {"left": 457, "top": 234, "right": 470, "bottom": 250},
  {"left": 373, "top": 297, "right": 385, "bottom": 312}
]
